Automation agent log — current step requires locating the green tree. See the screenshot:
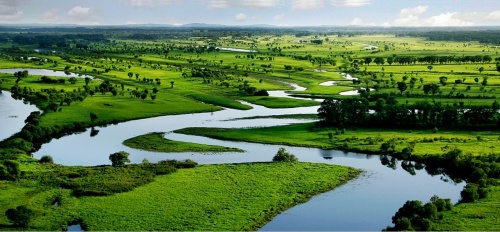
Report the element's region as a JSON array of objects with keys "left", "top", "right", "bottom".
[
  {"left": 109, "top": 151, "right": 131, "bottom": 167},
  {"left": 397, "top": 81, "right": 407, "bottom": 96},
  {"left": 128, "top": 72, "right": 133, "bottom": 79},
  {"left": 478, "top": 67, "right": 484, "bottom": 73},
  {"left": 427, "top": 65, "right": 433, "bottom": 71},
  {"left": 5, "top": 206, "right": 34, "bottom": 228},
  {"left": 272, "top": 148, "right": 298, "bottom": 162},
  {"left": 39, "top": 155, "right": 54, "bottom": 164}
]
